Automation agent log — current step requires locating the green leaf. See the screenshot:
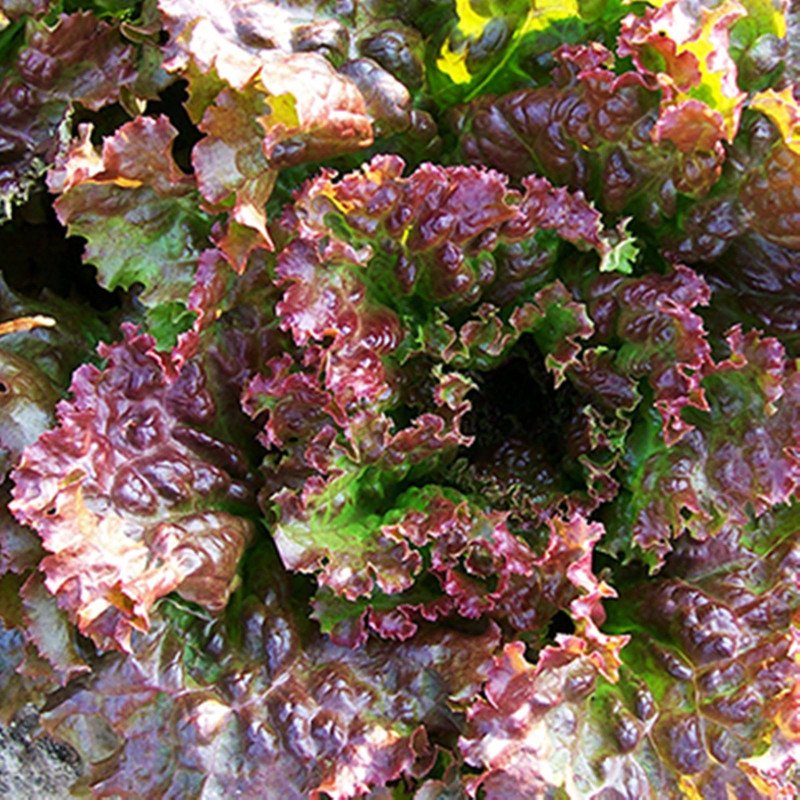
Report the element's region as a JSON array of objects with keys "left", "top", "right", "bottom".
[
  {"left": 50, "top": 115, "right": 213, "bottom": 315},
  {"left": 145, "top": 301, "right": 197, "bottom": 351}
]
